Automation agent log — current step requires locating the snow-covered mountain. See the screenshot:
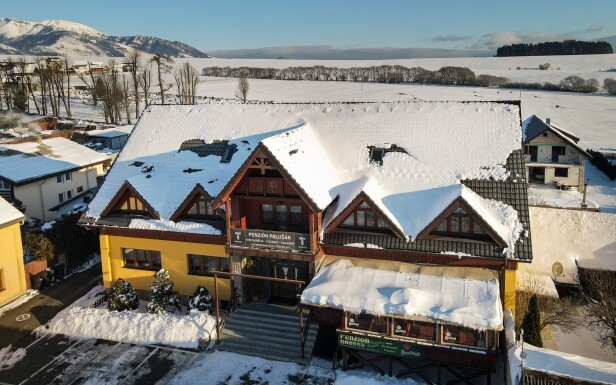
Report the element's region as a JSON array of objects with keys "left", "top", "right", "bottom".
[{"left": 0, "top": 18, "right": 209, "bottom": 58}]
